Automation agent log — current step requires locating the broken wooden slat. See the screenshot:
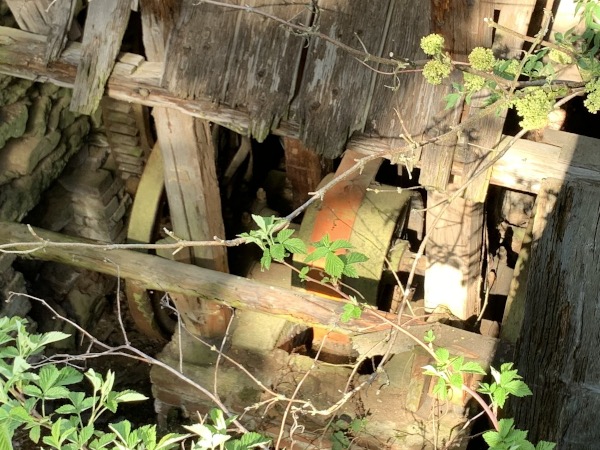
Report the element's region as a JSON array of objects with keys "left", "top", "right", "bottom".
[
  {"left": 44, "top": 0, "right": 77, "bottom": 63},
  {"left": 70, "top": 0, "right": 131, "bottom": 115},
  {"left": 510, "top": 179, "right": 600, "bottom": 448},
  {"left": 219, "top": 0, "right": 308, "bottom": 142},
  {"left": 139, "top": 0, "right": 178, "bottom": 64},
  {"left": 293, "top": 0, "right": 391, "bottom": 157}
]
